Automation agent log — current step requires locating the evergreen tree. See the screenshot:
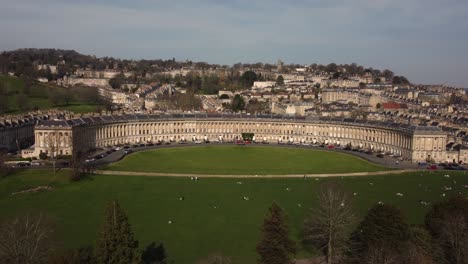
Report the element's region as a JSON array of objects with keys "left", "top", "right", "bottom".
[
  {"left": 95, "top": 200, "right": 139, "bottom": 264},
  {"left": 256, "top": 203, "right": 296, "bottom": 264},
  {"left": 348, "top": 204, "right": 410, "bottom": 264},
  {"left": 231, "top": 94, "right": 245, "bottom": 112},
  {"left": 276, "top": 75, "right": 284, "bottom": 86}
]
